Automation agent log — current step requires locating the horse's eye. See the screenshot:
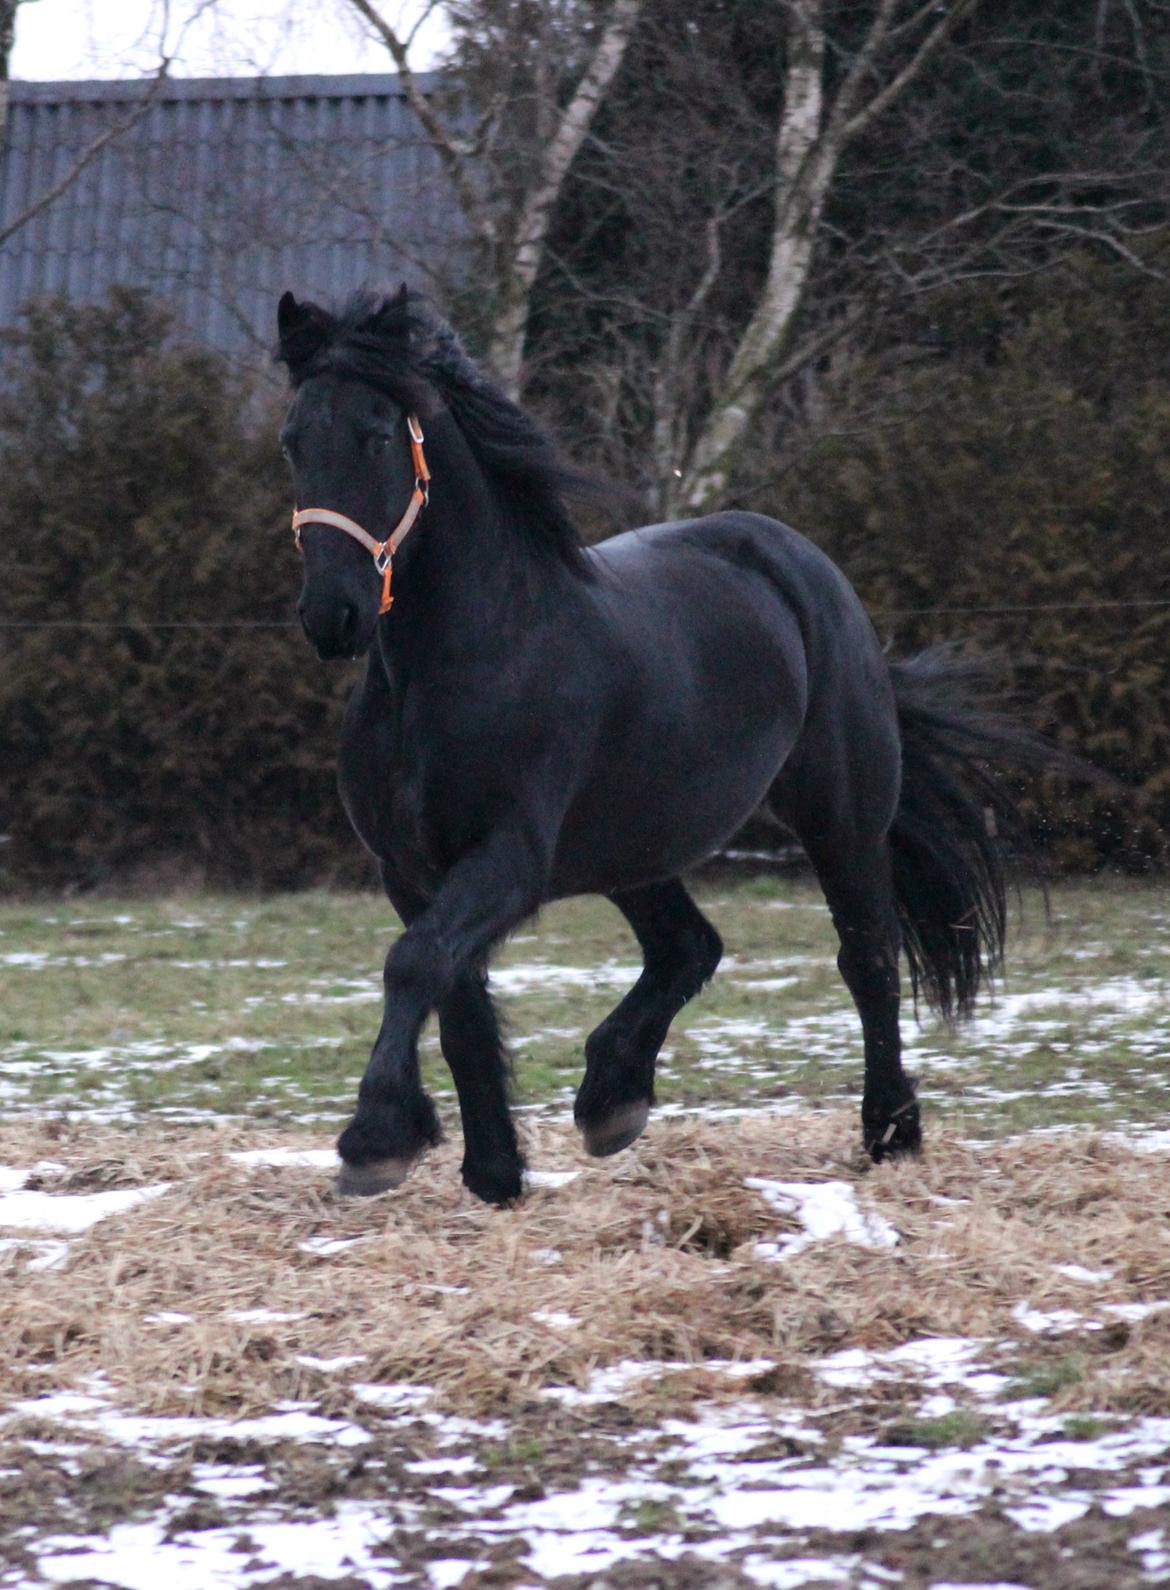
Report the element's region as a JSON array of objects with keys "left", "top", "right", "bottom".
[{"left": 367, "top": 433, "right": 392, "bottom": 456}]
